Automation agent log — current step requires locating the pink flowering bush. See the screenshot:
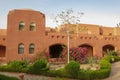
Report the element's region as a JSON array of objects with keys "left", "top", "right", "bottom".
[{"left": 62, "top": 47, "right": 88, "bottom": 63}]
